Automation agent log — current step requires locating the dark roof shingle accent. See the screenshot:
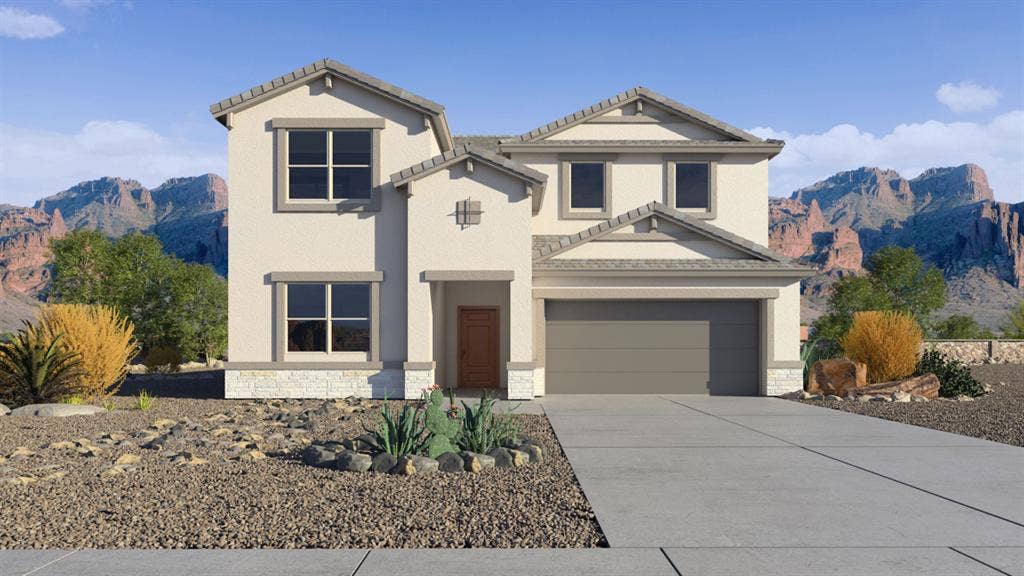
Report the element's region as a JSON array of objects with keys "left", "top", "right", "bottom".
[
  {"left": 533, "top": 258, "right": 814, "bottom": 272},
  {"left": 210, "top": 58, "right": 445, "bottom": 117},
  {"left": 532, "top": 202, "right": 792, "bottom": 263},
  {"left": 503, "top": 87, "right": 763, "bottom": 145}
]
